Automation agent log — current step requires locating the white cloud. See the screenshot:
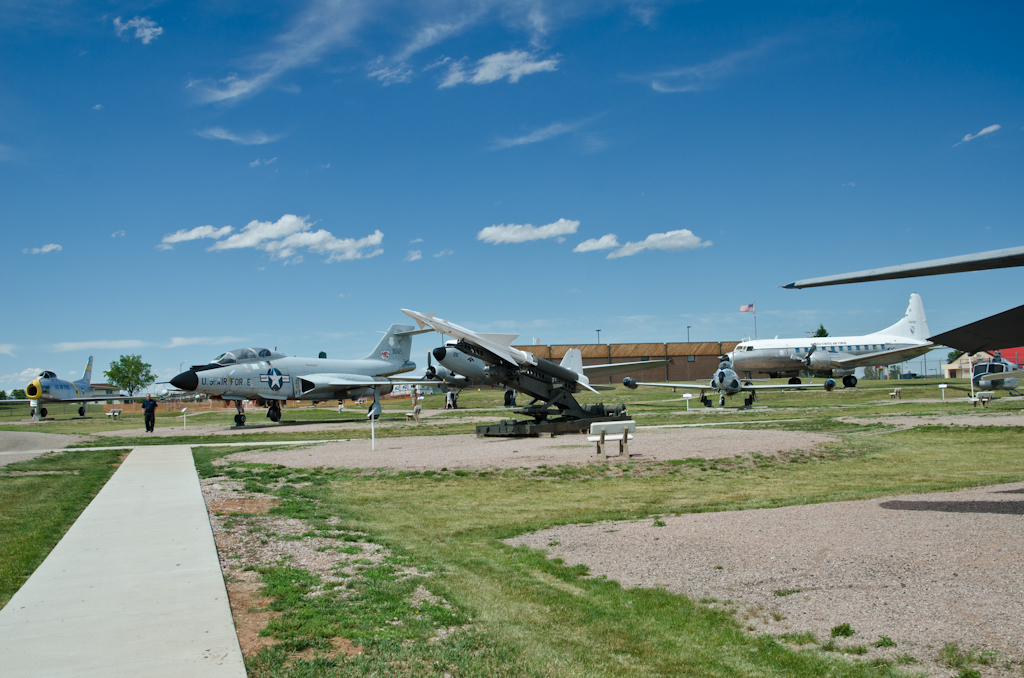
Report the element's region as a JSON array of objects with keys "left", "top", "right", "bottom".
[
  {"left": 249, "top": 157, "right": 278, "bottom": 167},
  {"left": 433, "top": 249, "right": 454, "bottom": 257},
  {"left": 842, "top": 182, "right": 856, "bottom": 188},
  {"left": 197, "top": 128, "right": 284, "bottom": 145},
  {"left": 93, "top": 104, "right": 104, "bottom": 110},
  {"left": 0, "top": 344, "right": 14, "bottom": 357},
  {"left": 492, "top": 121, "right": 581, "bottom": 150},
  {"left": 573, "top": 234, "right": 620, "bottom": 252},
  {"left": 338, "top": 293, "right": 346, "bottom": 298},
  {"left": 208, "top": 214, "right": 384, "bottom": 263},
  {"left": 23, "top": 243, "right": 62, "bottom": 254},
  {"left": 367, "top": 56, "right": 414, "bottom": 85},
  {"left": 113, "top": 16, "right": 163, "bottom": 45},
  {"left": 606, "top": 229, "right": 711, "bottom": 258},
  {"left": 160, "top": 225, "right": 233, "bottom": 249},
  {"left": 649, "top": 39, "right": 779, "bottom": 93},
  {"left": 405, "top": 250, "right": 423, "bottom": 261},
  {"left": 53, "top": 339, "right": 149, "bottom": 352},
  {"left": 193, "top": 0, "right": 370, "bottom": 104},
  {"left": 1, "top": 367, "right": 42, "bottom": 389},
  {"left": 953, "top": 124, "right": 1001, "bottom": 147},
  {"left": 111, "top": 230, "right": 125, "bottom": 237},
  {"left": 166, "top": 336, "right": 245, "bottom": 348},
  {"left": 440, "top": 50, "right": 558, "bottom": 88},
  {"left": 477, "top": 218, "right": 579, "bottom": 244},
  {"left": 409, "top": 238, "right": 423, "bottom": 244}
]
